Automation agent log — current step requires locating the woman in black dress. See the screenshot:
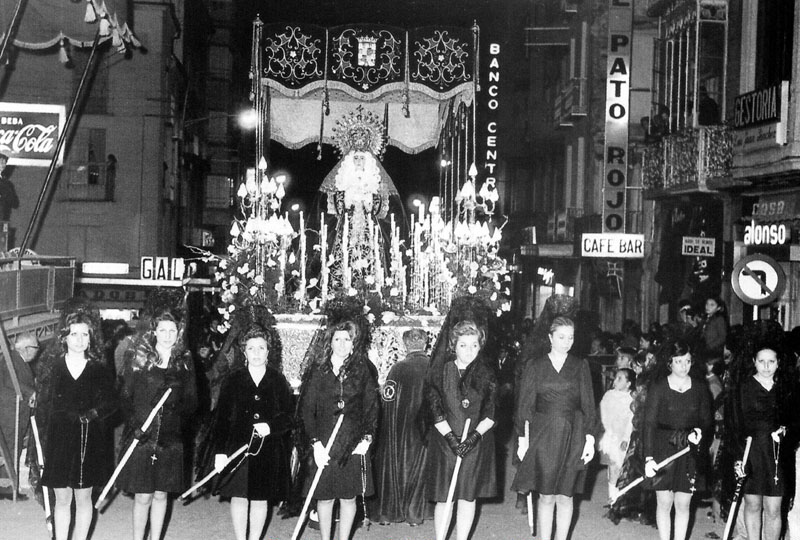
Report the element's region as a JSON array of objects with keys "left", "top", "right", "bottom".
[
  {"left": 117, "top": 307, "right": 198, "bottom": 540},
  {"left": 643, "top": 340, "right": 712, "bottom": 540},
  {"left": 730, "top": 345, "right": 794, "bottom": 540},
  {"left": 512, "top": 316, "right": 595, "bottom": 540},
  {"left": 206, "top": 324, "right": 294, "bottom": 540},
  {"left": 425, "top": 320, "right": 497, "bottom": 540},
  {"left": 299, "top": 320, "right": 379, "bottom": 540},
  {"left": 36, "top": 311, "right": 116, "bottom": 540}
]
